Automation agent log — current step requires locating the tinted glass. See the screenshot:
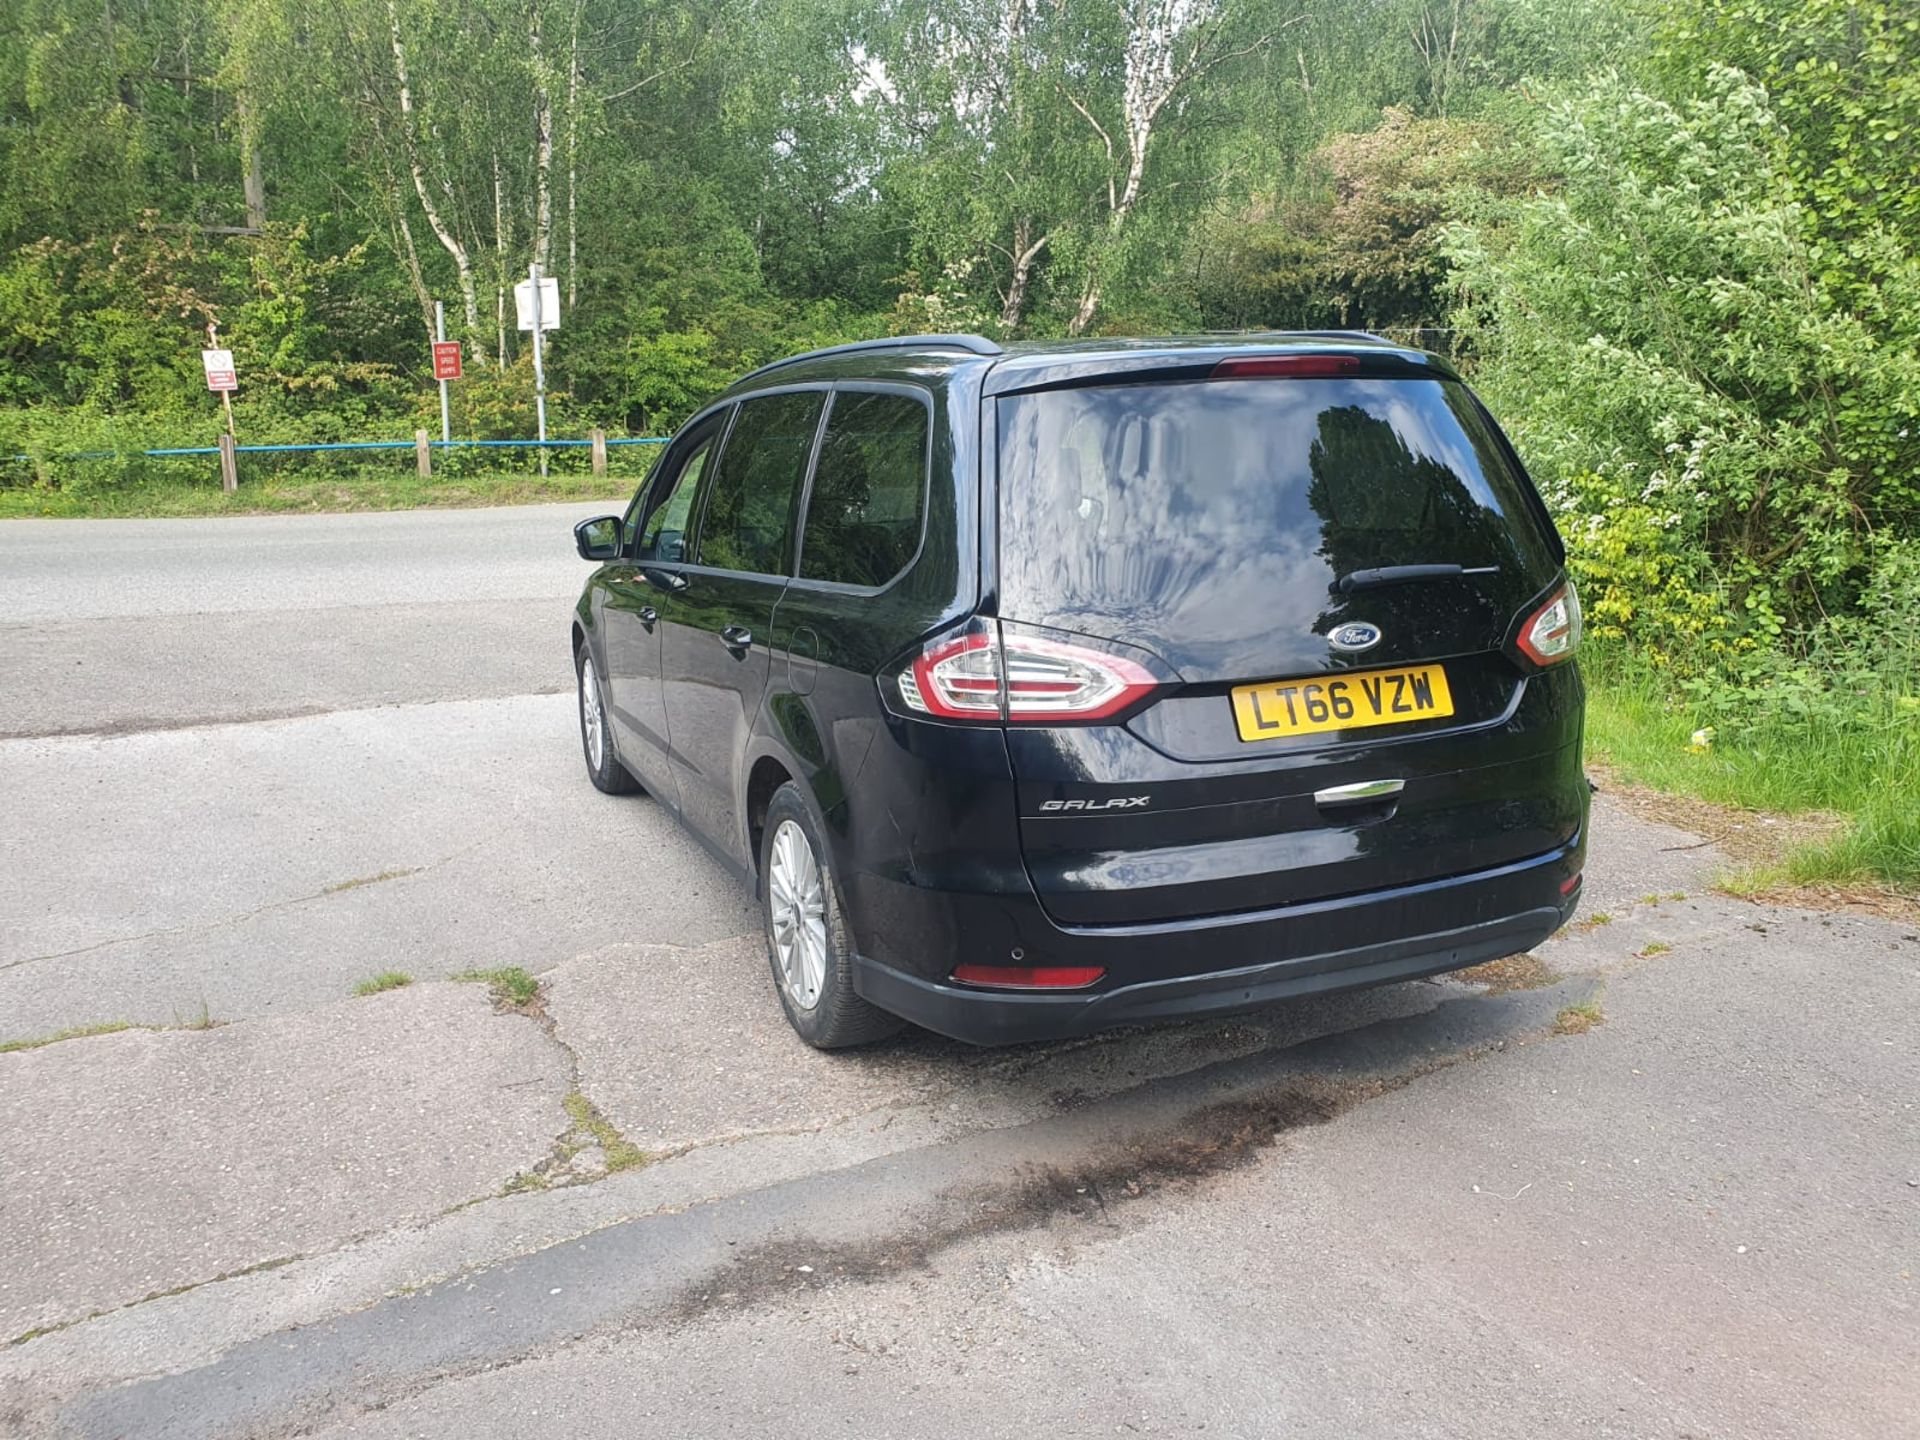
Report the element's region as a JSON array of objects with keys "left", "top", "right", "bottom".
[
  {"left": 996, "top": 378, "right": 1557, "bottom": 651},
  {"left": 799, "top": 392, "right": 929, "bottom": 587},
  {"left": 694, "top": 392, "right": 823, "bottom": 576},
  {"left": 636, "top": 429, "right": 718, "bottom": 563}
]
